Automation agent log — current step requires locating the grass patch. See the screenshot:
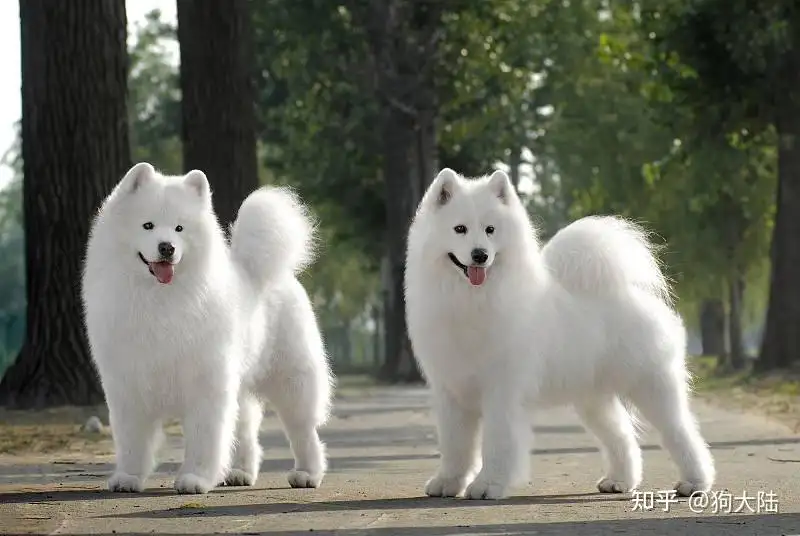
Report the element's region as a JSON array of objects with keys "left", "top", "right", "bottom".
[
  {"left": 333, "top": 373, "right": 382, "bottom": 397},
  {"left": 688, "top": 356, "right": 750, "bottom": 391},
  {"left": 0, "top": 405, "right": 112, "bottom": 456},
  {"left": 0, "top": 424, "right": 111, "bottom": 455},
  {"left": 689, "top": 355, "right": 800, "bottom": 394},
  {"left": 688, "top": 355, "right": 800, "bottom": 431}
]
